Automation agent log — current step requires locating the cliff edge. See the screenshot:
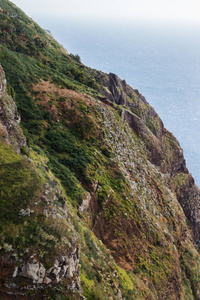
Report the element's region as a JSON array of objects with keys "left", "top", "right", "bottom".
[{"left": 1, "top": 0, "right": 200, "bottom": 299}]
